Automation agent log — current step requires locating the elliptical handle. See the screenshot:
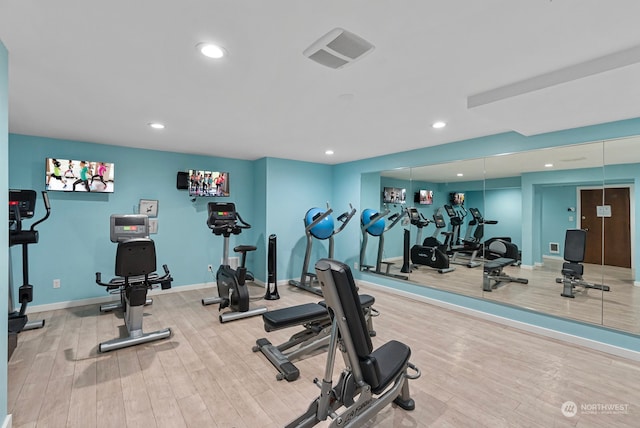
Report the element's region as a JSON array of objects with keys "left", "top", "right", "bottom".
[
  {"left": 334, "top": 203, "right": 356, "bottom": 234},
  {"left": 234, "top": 212, "right": 251, "bottom": 229},
  {"left": 30, "top": 191, "right": 51, "bottom": 231}
]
